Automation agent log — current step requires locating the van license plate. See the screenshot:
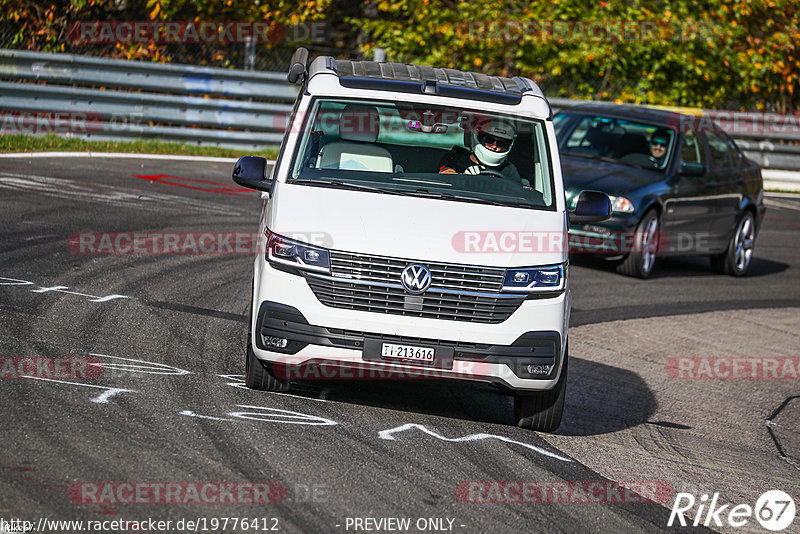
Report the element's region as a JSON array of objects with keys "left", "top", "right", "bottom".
[{"left": 381, "top": 343, "right": 435, "bottom": 362}]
